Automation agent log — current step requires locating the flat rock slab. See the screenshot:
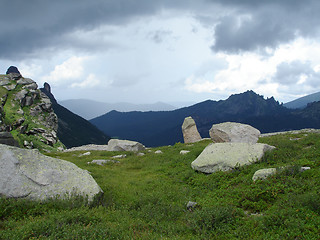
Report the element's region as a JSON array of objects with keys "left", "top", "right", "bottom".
[
  {"left": 0, "top": 144, "right": 102, "bottom": 201},
  {"left": 65, "top": 139, "right": 145, "bottom": 152},
  {"left": 209, "top": 122, "right": 261, "bottom": 144},
  {"left": 108, "top": 139, "right": 145, "bottom": 152},
  {"left": 191, "top": 142, "right": 275, "bottom": 173},
  {"left": 64, "top": 144, "right": 111, "bottom": 152},
  {"left": 88, "top": 159, "right": 120, "bottom": 165}
]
